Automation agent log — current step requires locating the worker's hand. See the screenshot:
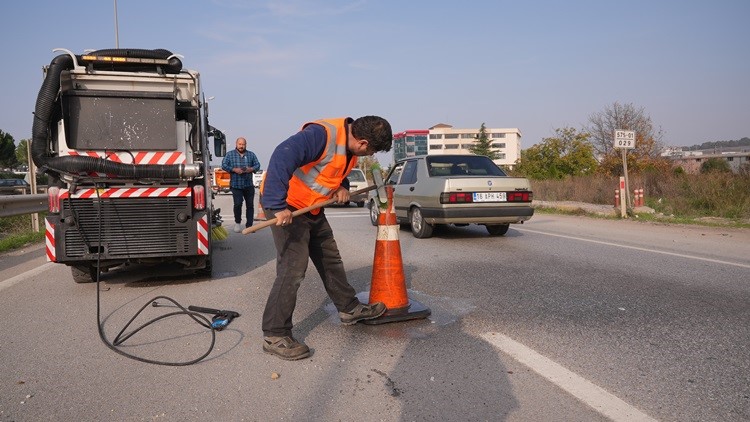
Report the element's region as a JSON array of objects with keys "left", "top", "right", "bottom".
[
  {"left": 332, "top": 186, "right": 350, "bottom": 204},
  {"left": 232, "top": 167, "right": 244, "bottom": 174},
  {"left": 274, "top": 209, "right": 293, "bottom": 226}
]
